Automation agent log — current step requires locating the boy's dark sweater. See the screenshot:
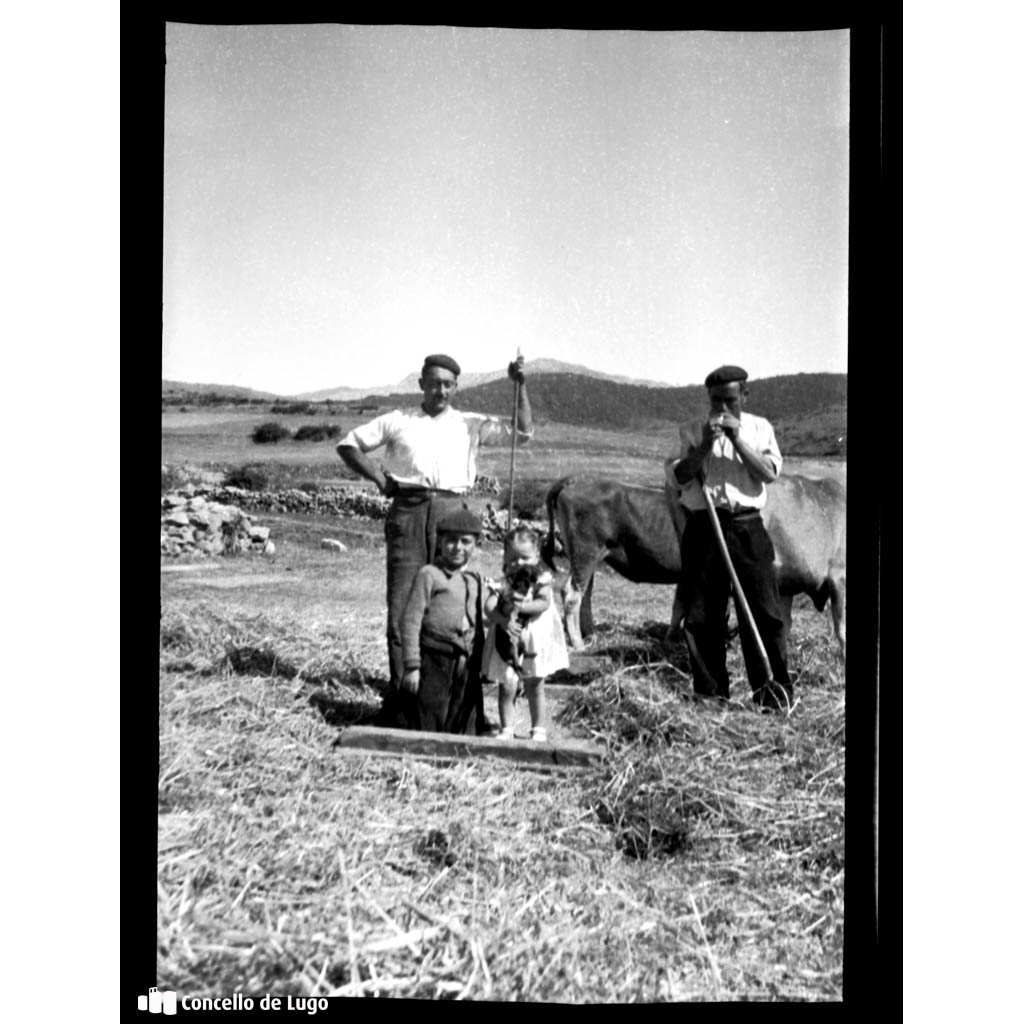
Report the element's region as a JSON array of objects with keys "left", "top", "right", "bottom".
[{"left": 400, "top": 563, "right": 483, "bottom": 670}]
